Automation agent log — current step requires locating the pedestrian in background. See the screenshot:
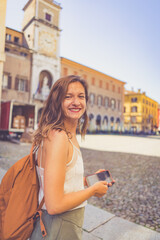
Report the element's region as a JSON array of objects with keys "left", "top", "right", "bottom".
[{"left": 30, "top": 75, "right": 108, "bottom": 240}]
